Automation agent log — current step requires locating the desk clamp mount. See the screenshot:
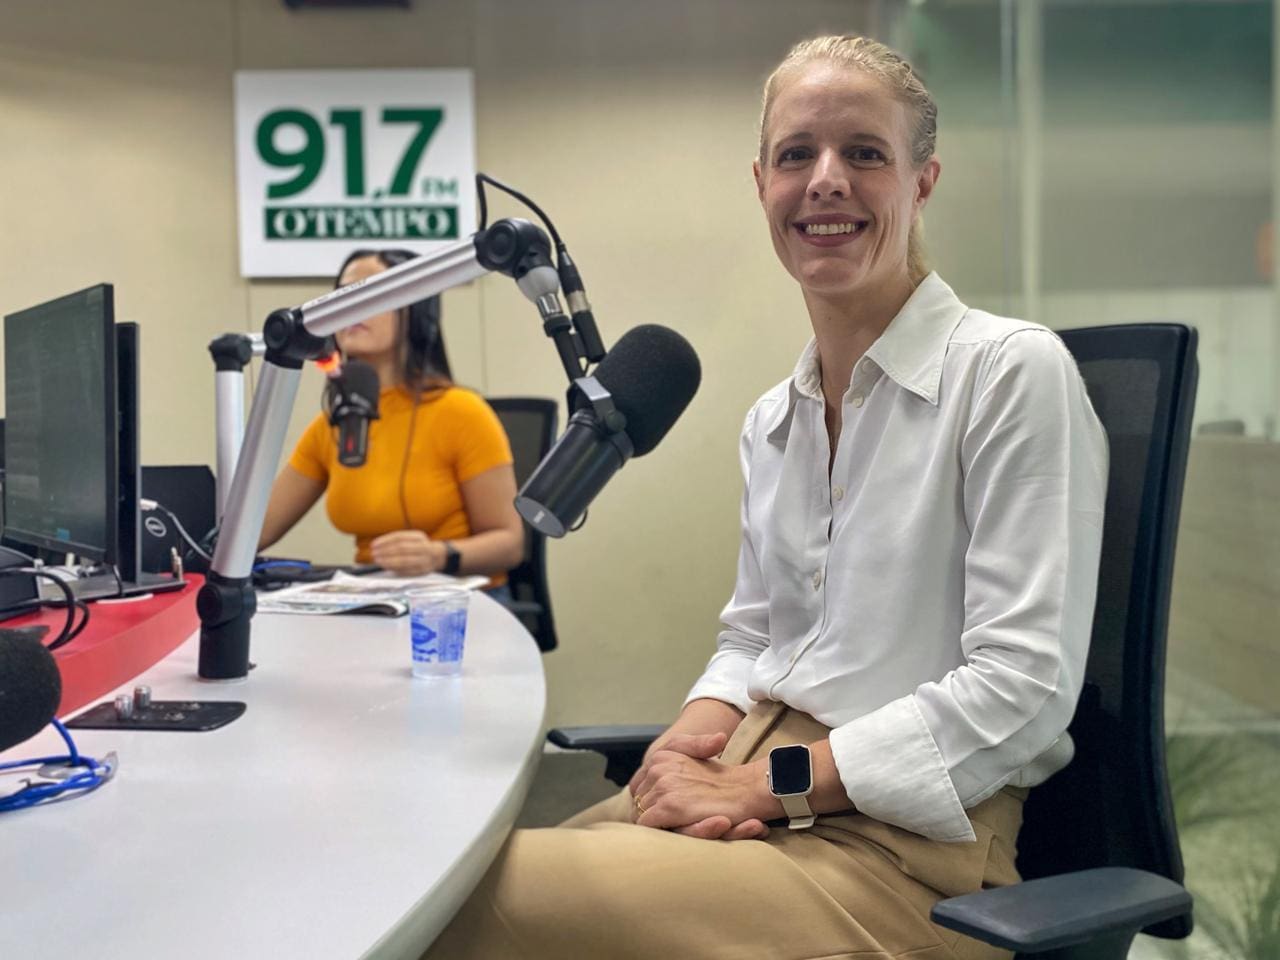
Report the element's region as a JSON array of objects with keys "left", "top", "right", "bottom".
[{"left": 66, "top": 685, "right": 246, "bottom": 732}]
